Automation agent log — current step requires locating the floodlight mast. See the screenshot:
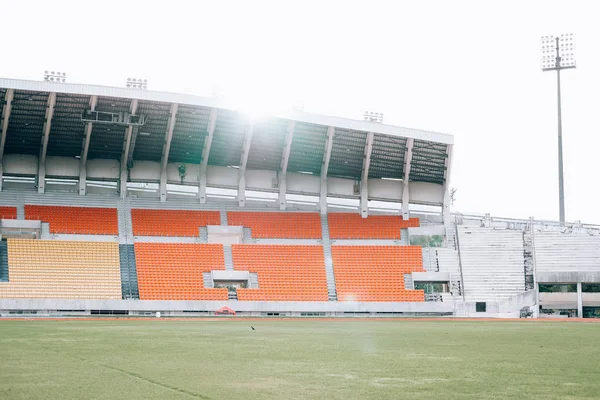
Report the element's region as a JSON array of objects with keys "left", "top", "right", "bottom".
[{"left": 541, "top": 34, "right": 576, "bottom": 225}]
